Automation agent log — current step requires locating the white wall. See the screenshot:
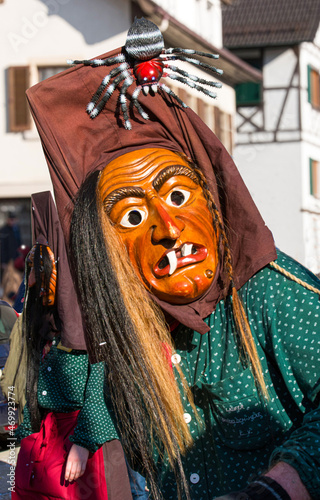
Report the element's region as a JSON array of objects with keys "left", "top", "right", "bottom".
[
  {"left": 234, "top": 42, "right": 320, "bottom": 273},
  {"left": 233, "top": 141, "right": 305, "bottom": 266},
  {"left": 263, "top": 47, "right": 300, "bottom": 136},
  {"left": 300, "top": 39, "right": 320, "bottom": 147},
  {"left": 0, "top": 0, "right": 131, "bottom": 198},
  {"left": 299, "top": 36, "right": 320, "bottom": 273},
  {"left": 152, "top": 0, "right": 223, "bottom": 48},
  {"left": 301, "top": 141, "right": 320, "bottom": 273}
]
